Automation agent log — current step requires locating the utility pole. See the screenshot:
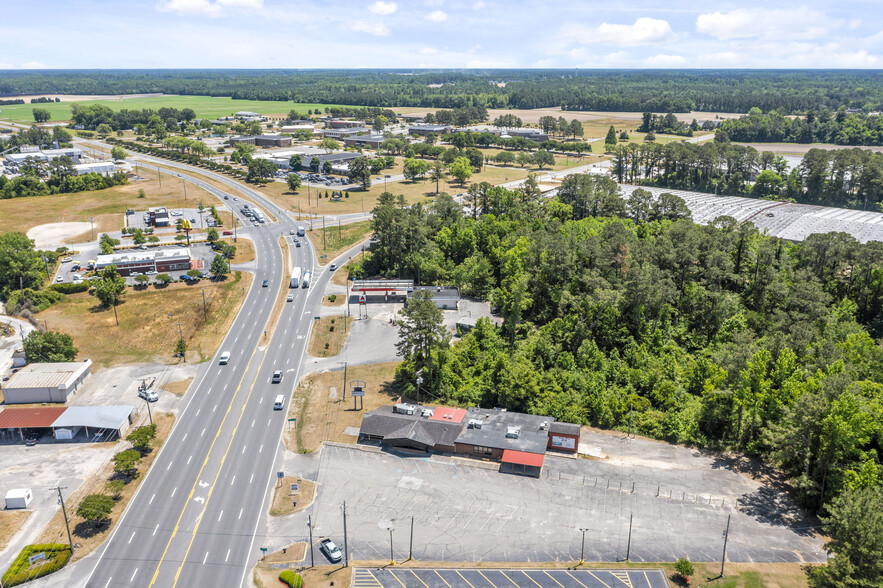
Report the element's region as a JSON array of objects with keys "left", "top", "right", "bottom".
[
  {"left": 579, "top": 528, "right": 588, "bottom": 564},
  {"left": 338, "top": 218, "right": 341, "bottom": 240},
  {"left": 182, "top": 178, "right": 187, "bottom": 200},
  {"left": 341, "top": 362, "right": 347, "bottom": 401},
  {"left": 625, "top": 513, "right": 633, "bottom": 561},
  {"left": 322, "top": 216, "right": 326, "bottom": 250},
  {"left": 90, "top": 216, "right": 94, "bottom": 242},
  {"left": 54, "top": 486, "right": 74, "bottom": 553},
  {"left": 342, "top": 501, "right": 349, "bottom": 567},
  {"left": 144, "top": 396, "right": 153, "bottom": 425},
  {"left": 720, "top": 514, "right": 731, "bottom": 578},
  {"left": 388, "top": 526, "right": 395, "bottom": 566},
  {"left": 629, "top": 406, "right": 633, "bottom": 438},
  {"left": 307, "top": 515, "right": 315, "bottom": 568},
  {"left": 409, "top": 515, "right": 414, "bottom": 561}
]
